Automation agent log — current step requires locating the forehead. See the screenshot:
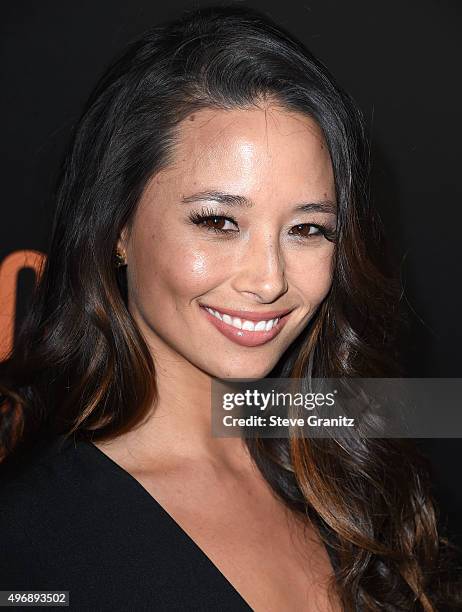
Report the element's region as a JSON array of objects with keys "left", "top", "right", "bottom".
[
  {"left": 158, "top": 105, "right": 332, "bottom": 183},
  {"left": 177, "top": 104, "right": 327, "bottom": 149}
]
